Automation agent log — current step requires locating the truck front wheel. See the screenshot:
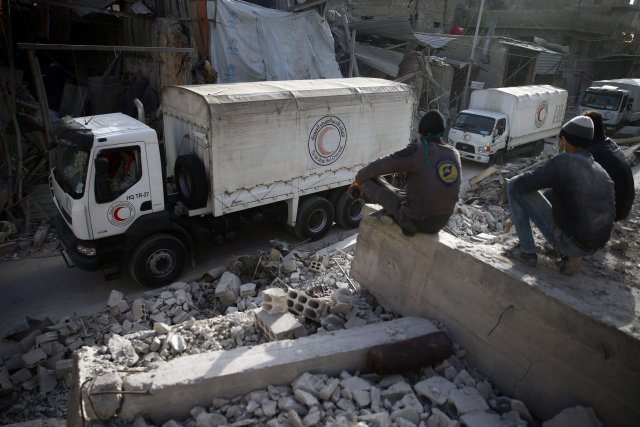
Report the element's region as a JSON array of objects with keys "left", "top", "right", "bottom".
[
  {"left": 335, "top": 191, "right": 363, "bottom": 228},
  {"left": 490, "top": 150, "right": 505, "bottom": 165},
  {"left": 129, "top": 234, "right": 187, "bottom": 287},
  {"left": 294, "top": 196, "right": 334, "bottom": 240}
]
